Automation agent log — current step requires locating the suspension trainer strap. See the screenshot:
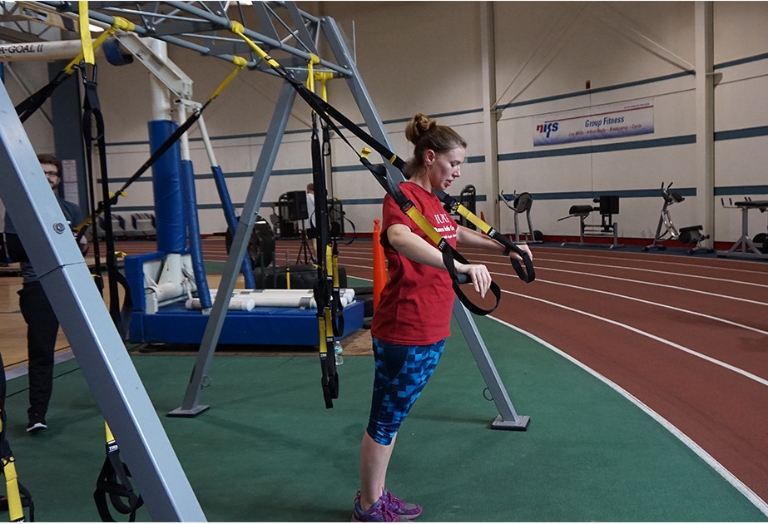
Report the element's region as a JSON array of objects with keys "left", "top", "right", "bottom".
[
  {"left": 81, "top": 64, "right": 132, "bottom": 339},
  {"left": 436, "top": 190, "right": 535, "bottom": 283},
  {"left": 0, "top": 354, "right": 33, "bottom": 522},
  {"left": 310, "top": 103, "right": 339, "bottom": 408},
  {"left": 94, "top": 423, "right": 144, "bottom": 522},
  {"left": 15, "top": 17, "right": 133, "bottom": 123}
]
